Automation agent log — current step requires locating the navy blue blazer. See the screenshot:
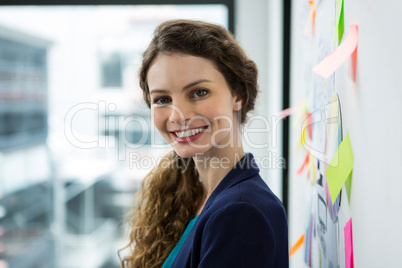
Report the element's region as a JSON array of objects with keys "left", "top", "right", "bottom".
[{"left": 171, "top": 153, "right": 289, "bottom": 267}]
